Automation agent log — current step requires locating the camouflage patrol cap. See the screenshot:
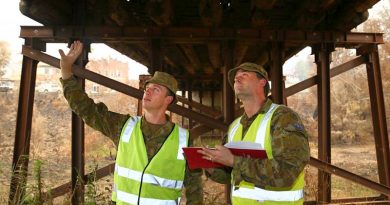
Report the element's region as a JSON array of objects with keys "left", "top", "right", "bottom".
[
  {"left": 228, "top": 62, "right": 270, "bottom": 96},
  {"left": 145, "top": 71, "right": 178, "bottom": 95}
]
